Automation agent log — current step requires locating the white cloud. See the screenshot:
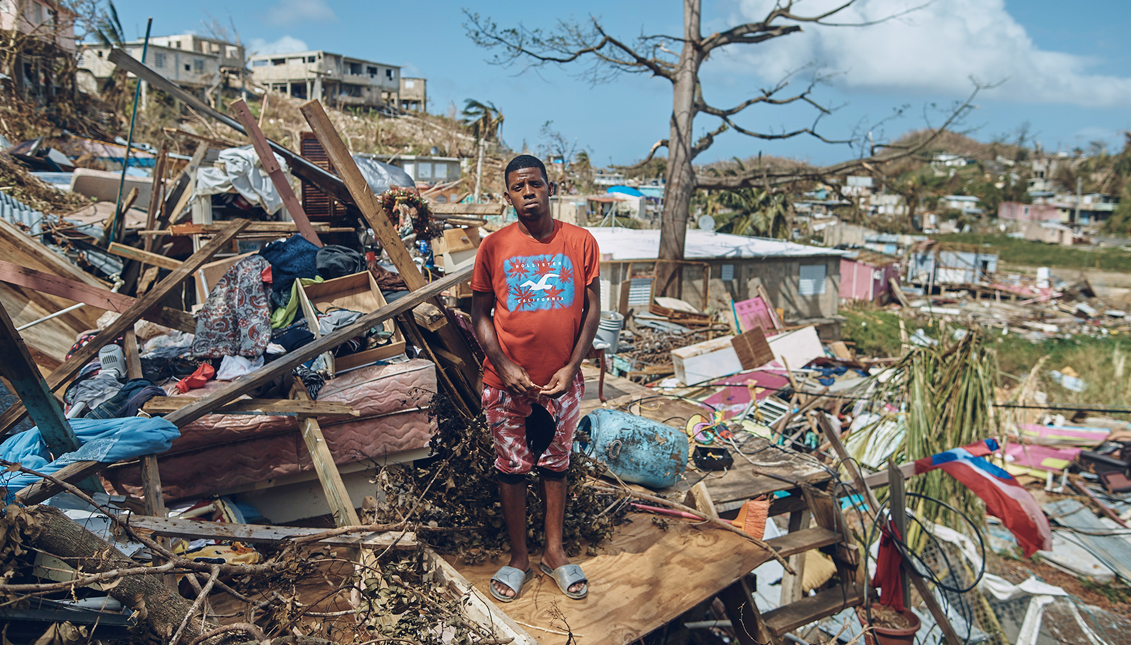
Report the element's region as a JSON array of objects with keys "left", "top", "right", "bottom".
[
  {"left": 729, "top": 0, "right": 1131, "bottom": 108},
  {"left": 248, "top": 35, "right": 309, "bottom": 56},
  {"left": 263, "top": 0, "right": 336, "bottom": 27}
]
